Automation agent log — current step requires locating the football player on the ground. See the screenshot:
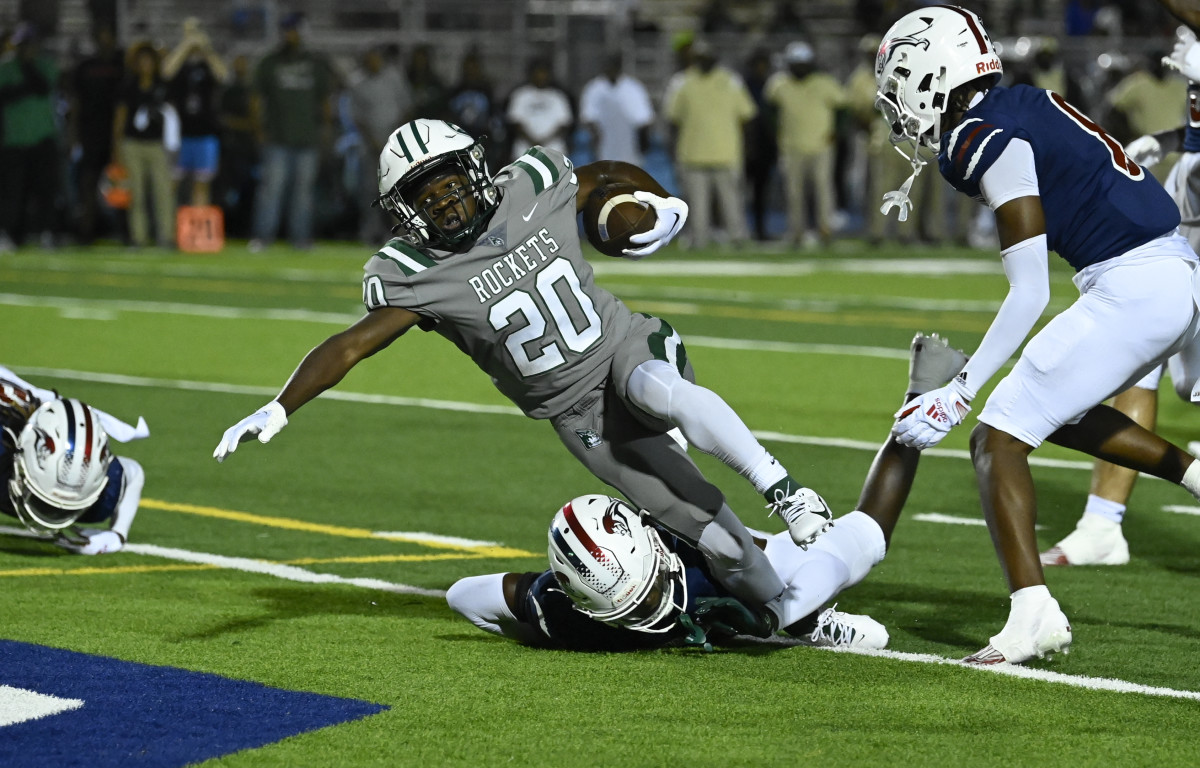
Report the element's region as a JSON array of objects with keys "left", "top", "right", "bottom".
[
  {"left": 1043, "top": 27, "right": 1200, "bottom": 568},
  {"left": 876, "top": 6, "right": 1200, "bottom": 664},
  {"left": 446, "top": 334, "right": 965, "bottom": 652},
  {"left": 214, "top": 118, "right": 834, "bottom": 632},
  {"left": 0, "top": 374, "right": 146, "bottom": 555}
]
